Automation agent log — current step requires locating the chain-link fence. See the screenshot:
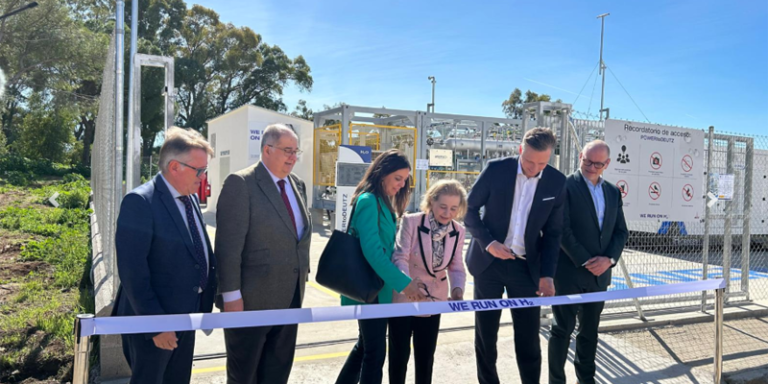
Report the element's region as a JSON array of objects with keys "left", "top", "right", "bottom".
[
  {"left": 90, "top": 31, "right": 117, "bottom": 297},
  {"left": 554, "top": 114, "right": 768, "bottom": 380}
]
